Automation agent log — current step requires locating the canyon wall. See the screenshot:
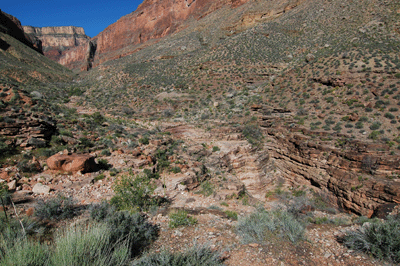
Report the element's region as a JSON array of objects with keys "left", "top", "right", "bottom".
[
  {"left": 58, "top": 0, "right": 254, "bottom": 70},
  {"left": 23, "top": 26, "right": 90, "bottom": 62},
  {"left": 0, "top": 9, "right": 42, "bottom": 53}
]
